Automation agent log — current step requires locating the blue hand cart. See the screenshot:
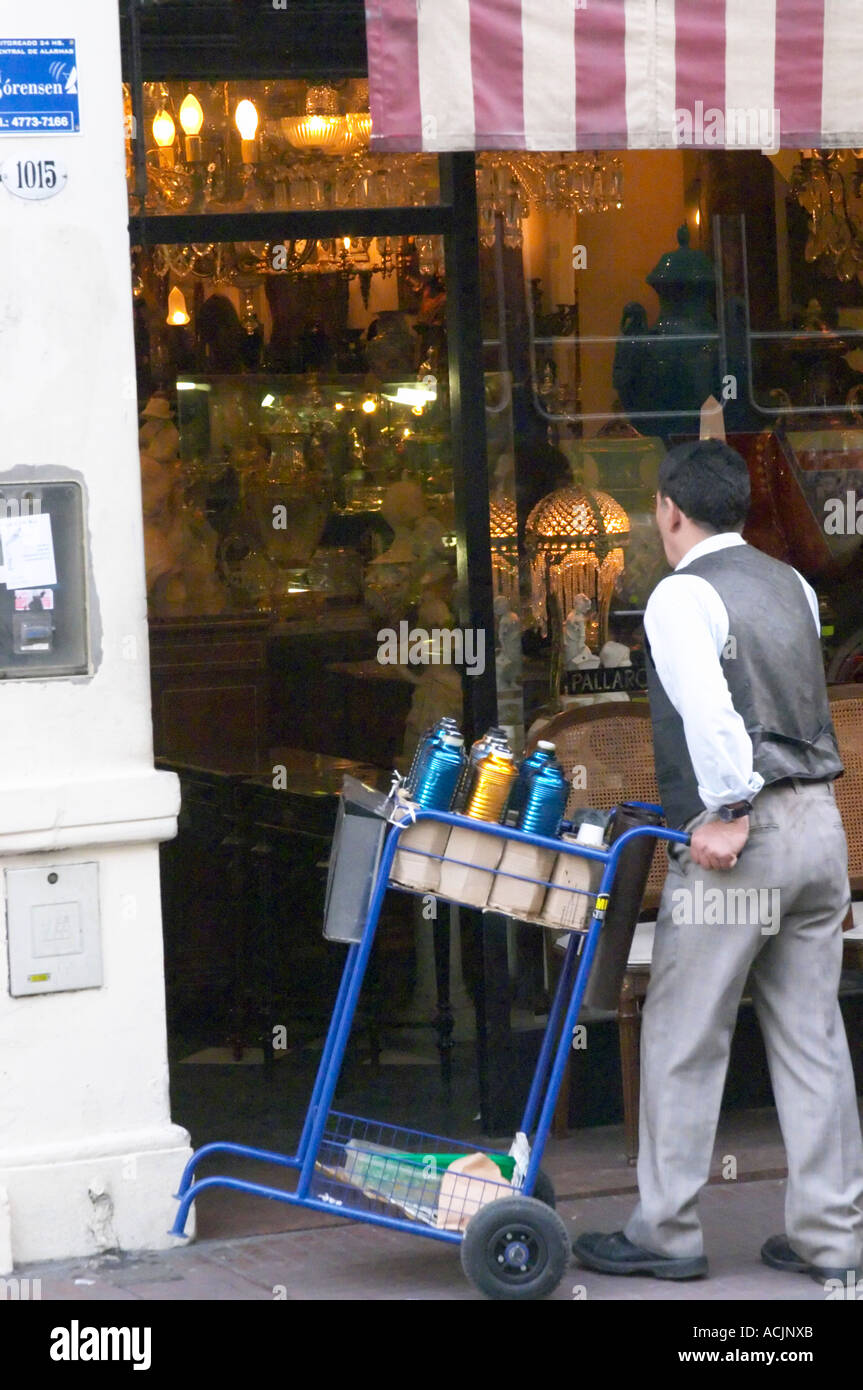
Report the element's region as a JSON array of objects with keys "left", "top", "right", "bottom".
[{"left": 170, "top": 793, "right": 688, "bottom": 1299}]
